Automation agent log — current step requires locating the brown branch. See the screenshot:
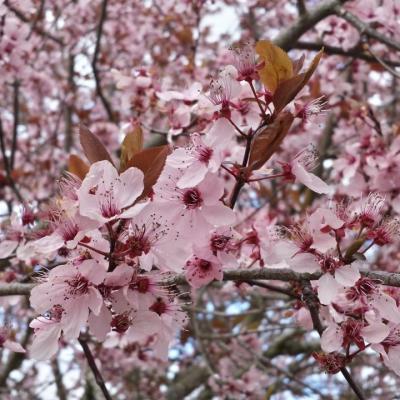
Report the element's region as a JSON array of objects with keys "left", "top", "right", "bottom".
[
  {"left": 92, "top": 0, "right": 115, "bottom": 123},
  {"left": 273, "top": 0, "right": 350, "bottom": 51},
  {"left": 10, "top": 81, "right": 20, "bottom": 171},
  {"left": 51, "top": 357, "right": 68, "bottom": 400},
  {"left": 334, "top": 7, "right": 400, "bottom": 52},
  {"left": 0, "top": 117, "right": 23, "bottom": 202},
  {"left": 78, "top": 338, "right": 112, "bottom": 400},
  {"left": 366, "top": 44, "right": 400, "bottom": 78},
  {"left": 295, "top": 41, "right": 400, "bottom": 67},
  {"left": 5, "top": 267, "right": 400, "bottom": 296},
  {"left": 296, "top": 0, "right": 307, "bottom": 16}
]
